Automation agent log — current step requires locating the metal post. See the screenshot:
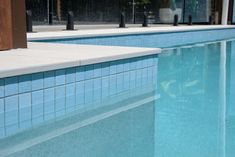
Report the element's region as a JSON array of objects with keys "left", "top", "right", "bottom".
[
  {"left": 142, "top": 12, "right": 148, "bottom": 27},
  {"left": 26, "top": 10, "right": 33, "bottom": 32},
  {"left": 173, "top": 14, "right": 178, "bottom": 26},
  {"left": 119, "top": 12, "right": 126, "bottom": 28},
  {"left": 188, "top": 15, "right": 192, "bottom": 25},
  {"left": 49, "top": 0, "right": 53, "bottom": 25},
  {"left": 209, "top": 15, "right": 213, "bottom": 25},
  {"left": 66, "top": 11, "right": 74, "bottom": 30}
]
